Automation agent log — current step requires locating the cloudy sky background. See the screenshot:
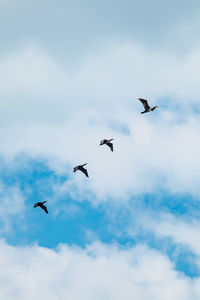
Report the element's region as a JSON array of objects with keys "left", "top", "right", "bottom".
[{"left": 1, "top": 0, "right": 200, "bottom": 299}]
